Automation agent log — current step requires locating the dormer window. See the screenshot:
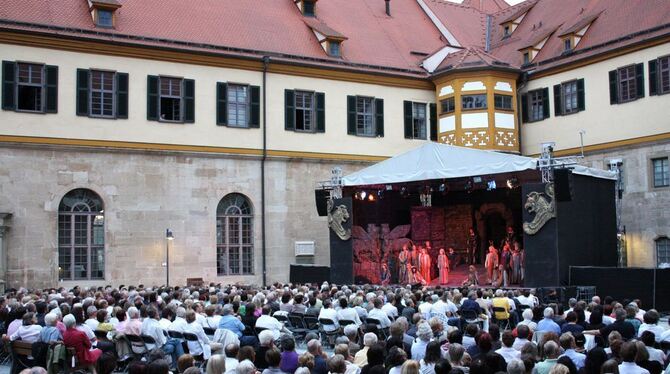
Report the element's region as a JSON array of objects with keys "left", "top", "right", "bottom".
[
  {"left": 303, "top": 0, "right": 315, "bottom": 17},
  {"left": 564, "top": 38, "right": 572, "bottom": 52},
  {"left": 89, "top": 0, "right": 121, "bottom": 29},
  {"left": 329, "top": 41, "right": 341, "bottom": 57},
  {"left": 503, "top": 25, "right": 511, "bottom": 37},
  {"left": 523, "top": 52, "right": 530, "bottom": 65},
  {"left": 97, "top": 10, "right": 113, "bottom": 27}
]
